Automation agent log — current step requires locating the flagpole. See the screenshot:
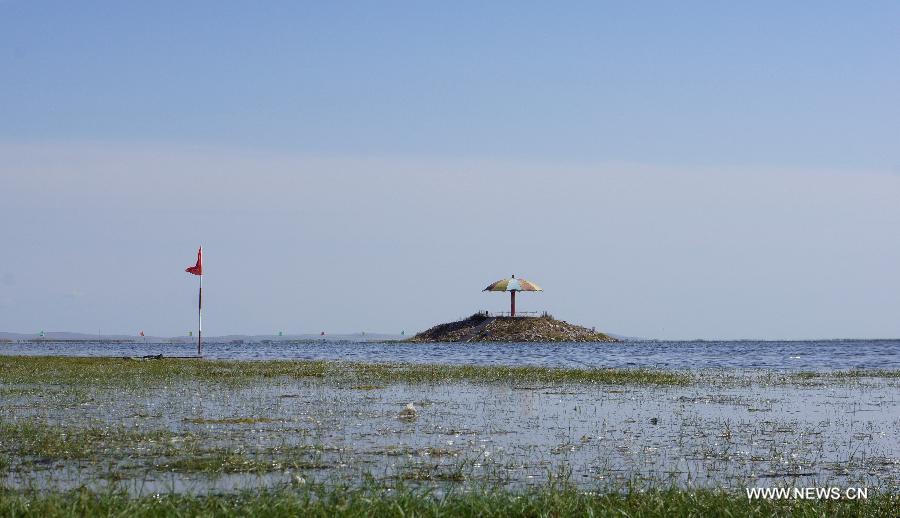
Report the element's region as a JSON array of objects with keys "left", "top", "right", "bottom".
[
  {"left": 198, "top": 273, "right": 203, "bottom": 357},
  {"left": 185, "top": 246, "right": 203, "bottom": 357}
]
